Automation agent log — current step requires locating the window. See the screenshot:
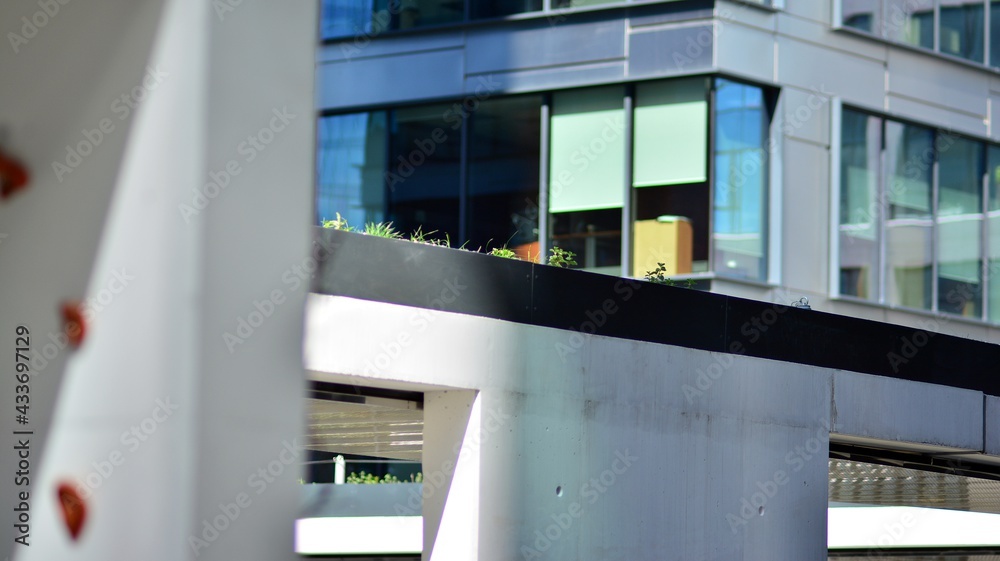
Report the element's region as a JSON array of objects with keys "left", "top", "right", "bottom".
[
  {"left": 470, "top": 0, "right": 543, "bottom": 19},
  {"left": 316, "top": 111, "right": 387, "bottom": 227},
  {"left": 840, "top": 0, "right": 993, "bottom": 65},
  {"left": 712, "top": 79, "right": 768, "bottom": 281},
  {"left": 320, "top": 0, "right": 464, "bottom": 39},
  {"left": 549, "top": 86, "right": 625, "bottom": 274},
  {"left": 838, "top": 110, "right": 880, "bottom": 300},
  {"left": 837, "top": 107, "right": 996, "bottom": 320},
  {"left": 316, "top": 78, "right": 773, "bottom": 282}
]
